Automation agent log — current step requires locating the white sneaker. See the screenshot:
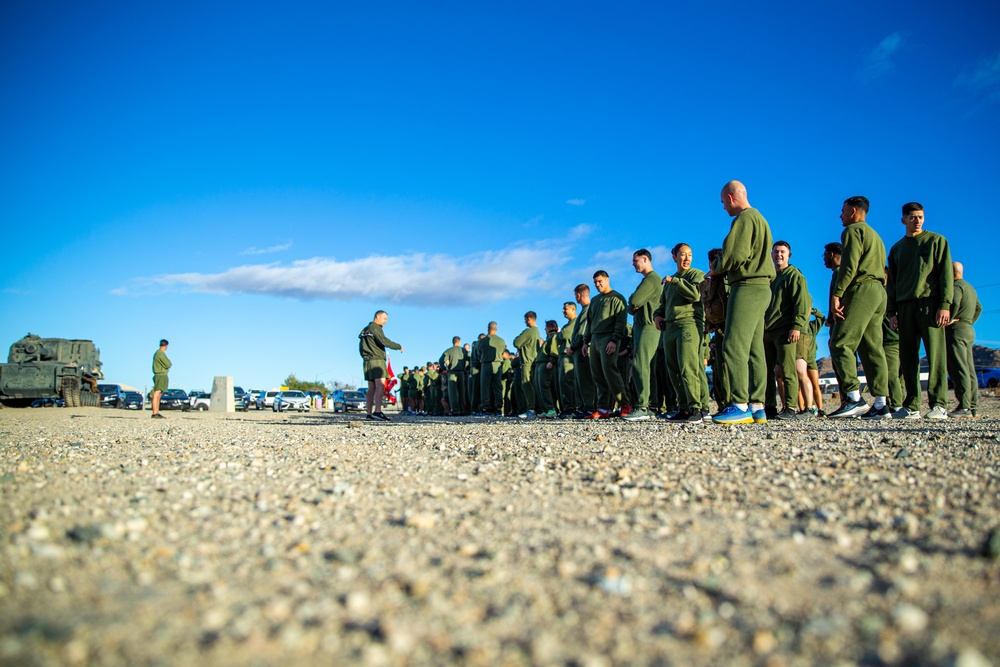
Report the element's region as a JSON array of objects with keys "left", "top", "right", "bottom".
[
  {"left": 892, "top": 407, "right": 920, "bottom": 419},
  {"left": 924, "top": 405, "right": 948, "bottom": 420},
  {"left": 518, "top": 410, "right": 536, "bottom": 419}
]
